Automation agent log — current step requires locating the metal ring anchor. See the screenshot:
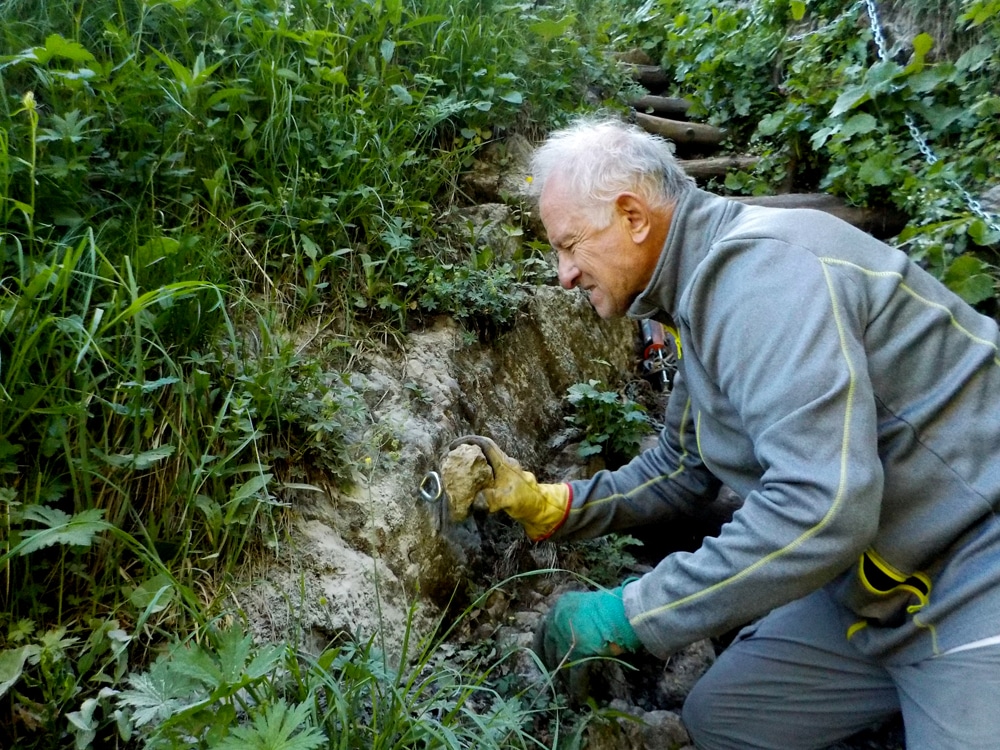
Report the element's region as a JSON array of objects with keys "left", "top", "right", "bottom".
[{"left": 418, "top": 471, "right": 443, "bottom": 503}]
